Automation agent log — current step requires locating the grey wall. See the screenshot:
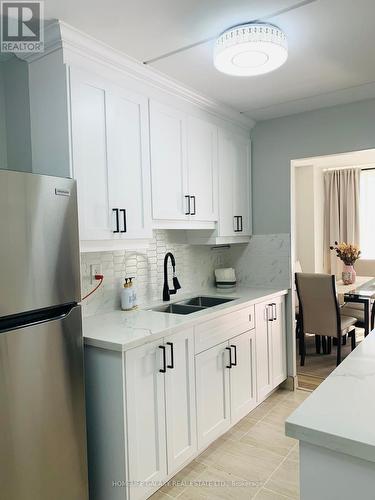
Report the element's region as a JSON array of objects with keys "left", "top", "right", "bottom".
[
  {"left": 251, "top": 99, "right": 375, "bottom": 234},
  {"left": 0, "top": 57, "right": 32, "bottom": 172}
]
